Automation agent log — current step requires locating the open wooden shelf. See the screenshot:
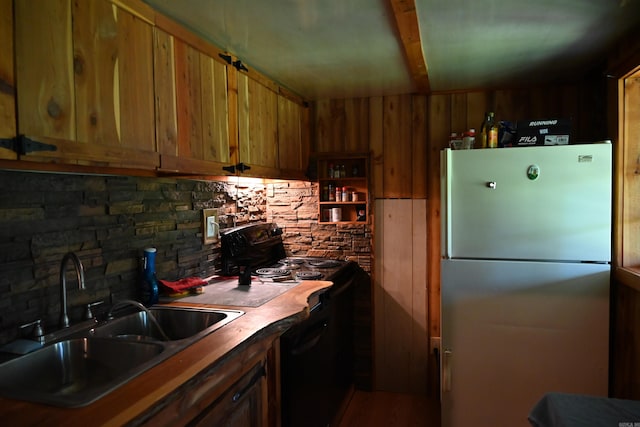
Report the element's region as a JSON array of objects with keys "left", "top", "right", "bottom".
[{"left": 316, "top": 154, "right": 369, "bottom": 224}]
